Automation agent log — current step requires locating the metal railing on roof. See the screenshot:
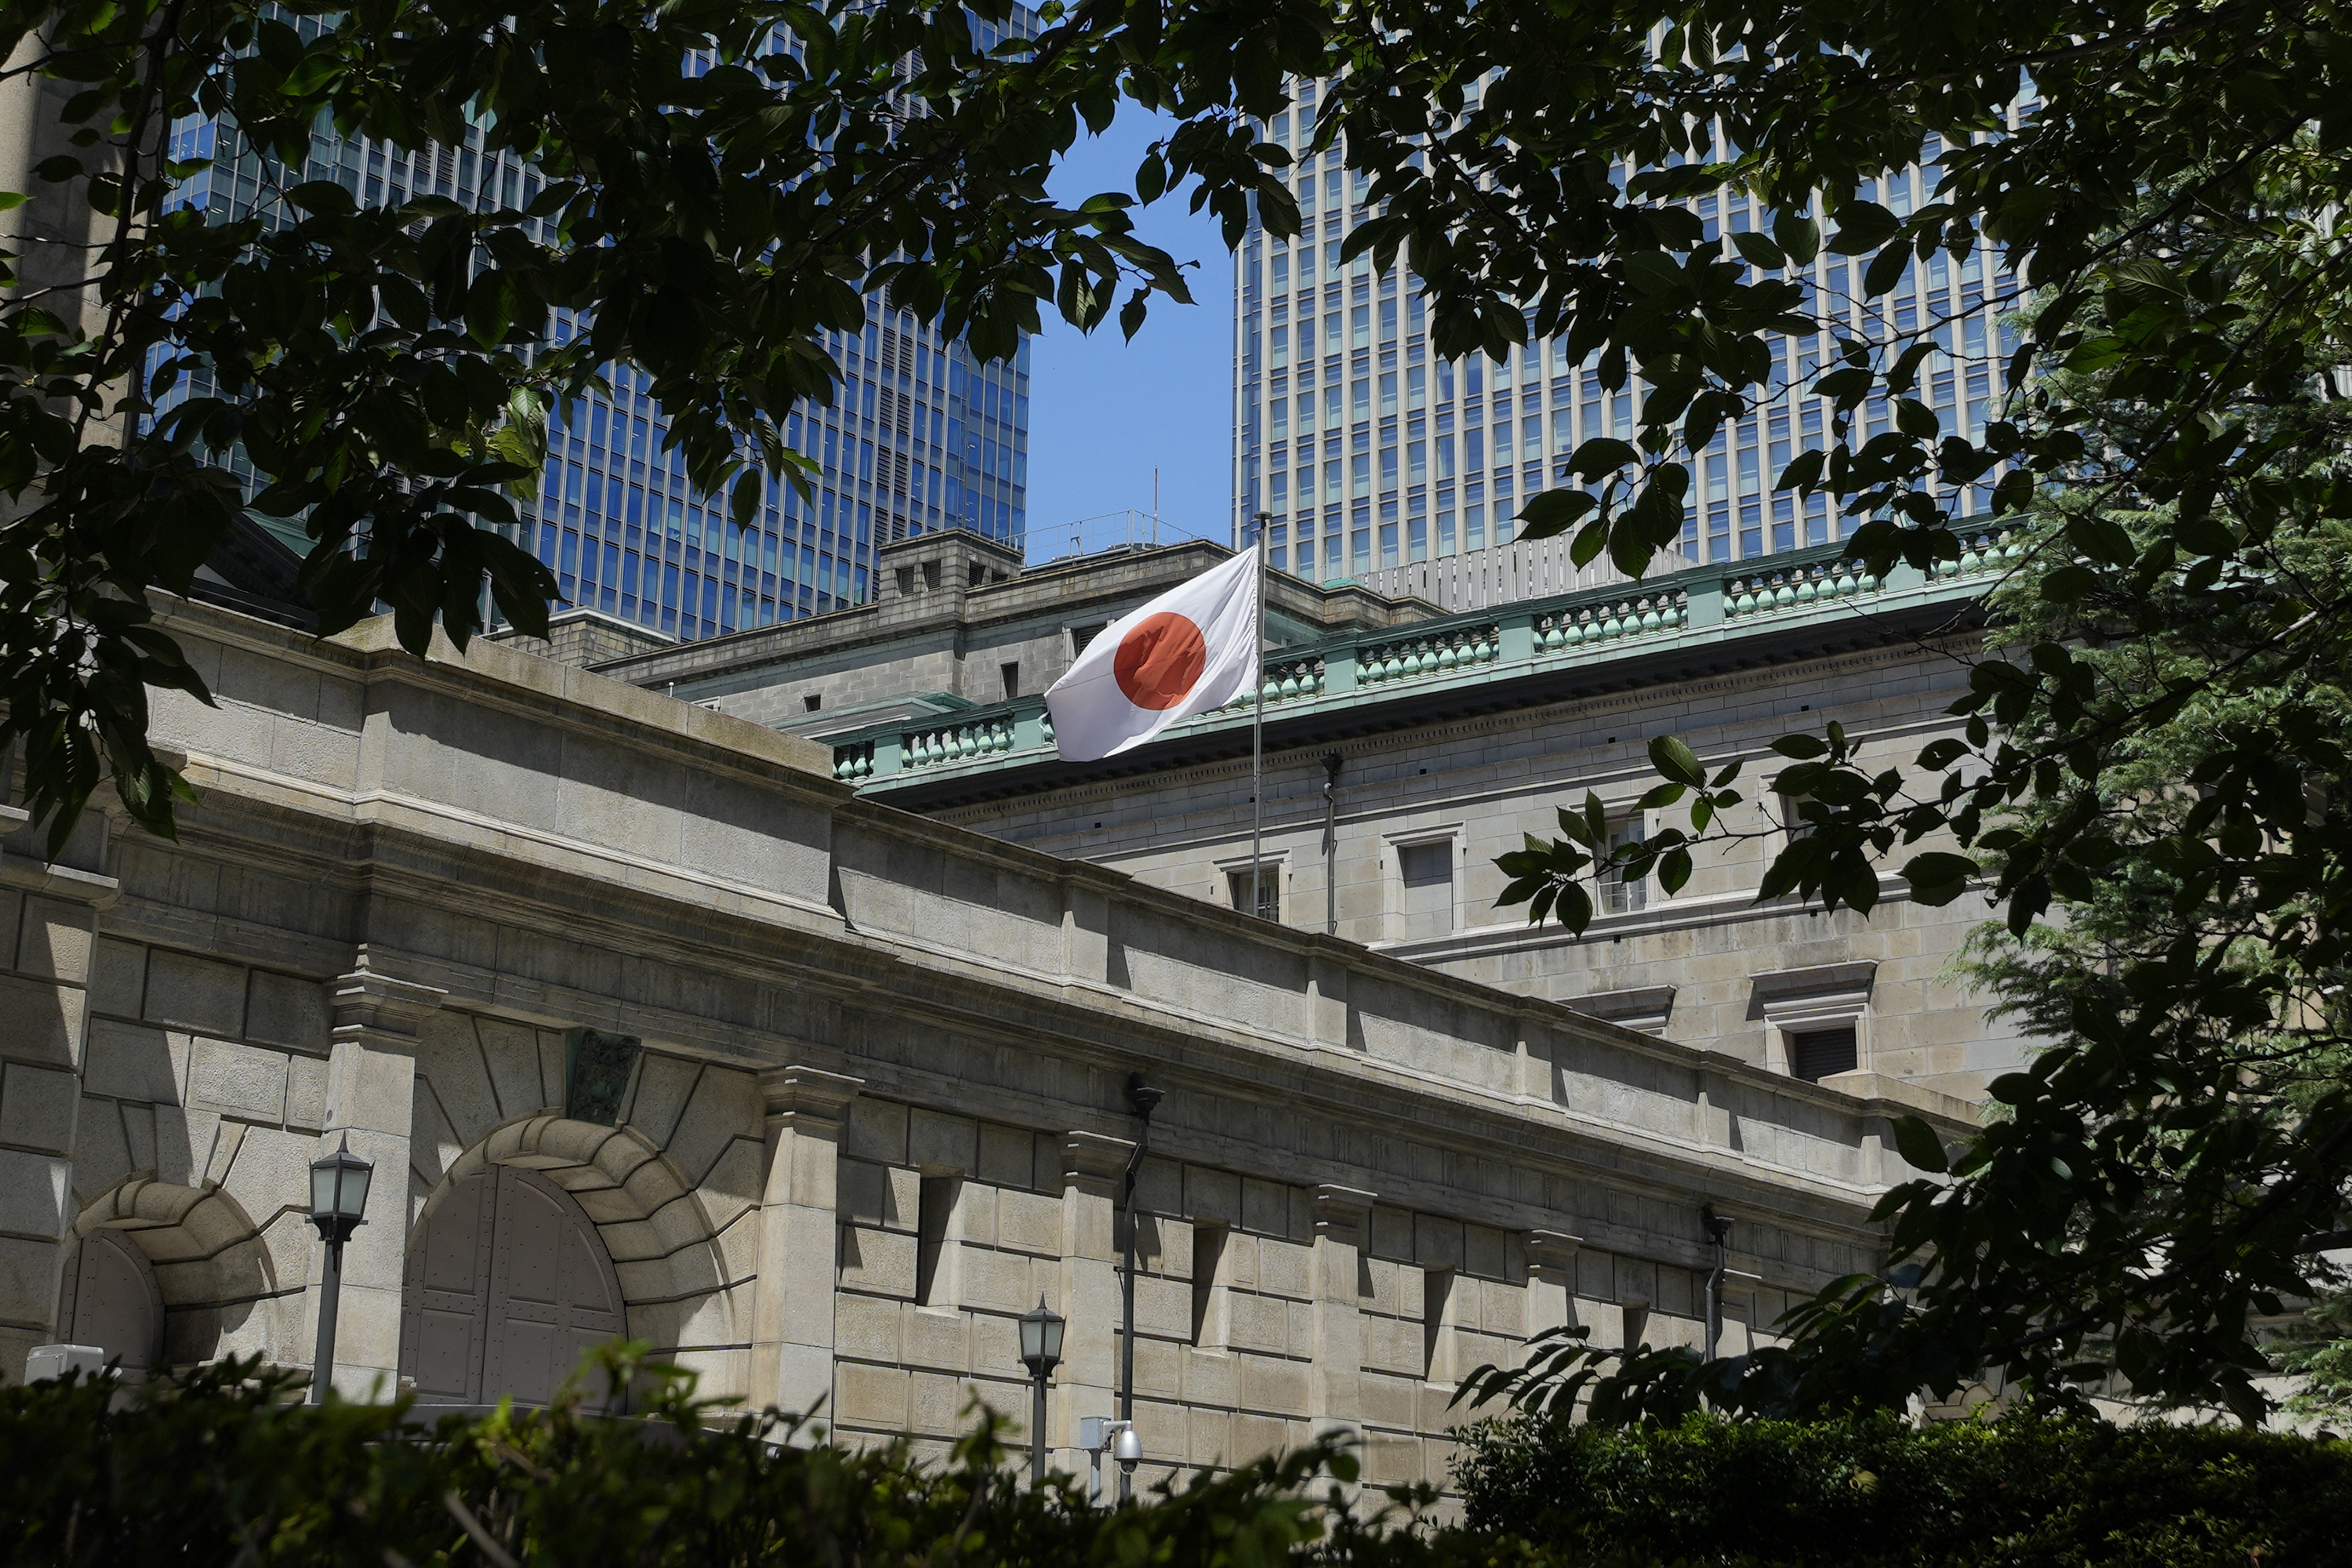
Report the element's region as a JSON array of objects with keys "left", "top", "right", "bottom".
[{"left": 1024, "top": 510, "right": 1224, "bottom": 568}]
